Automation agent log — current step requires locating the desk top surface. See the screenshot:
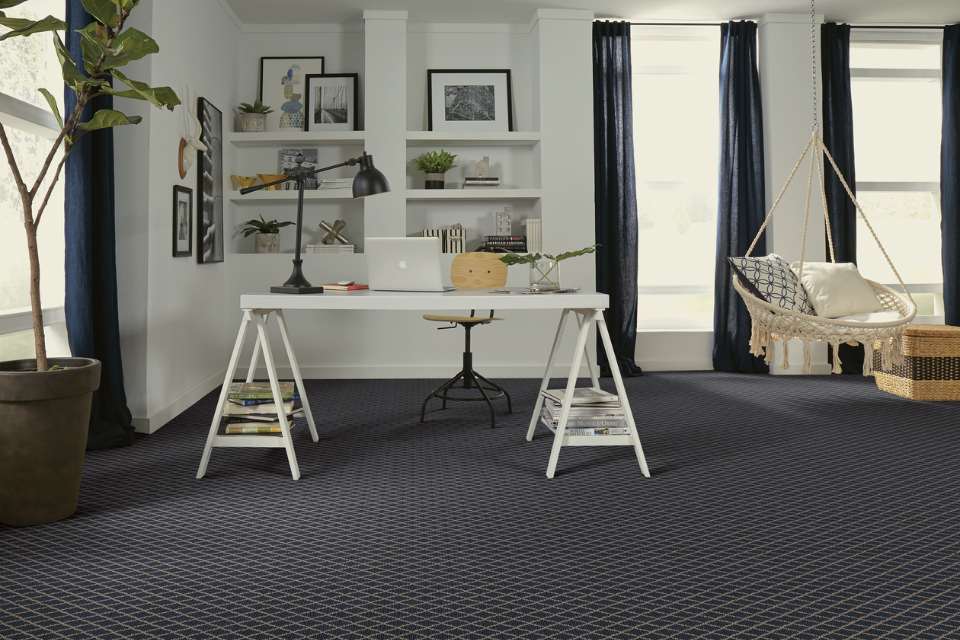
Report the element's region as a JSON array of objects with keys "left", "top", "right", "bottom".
[{"left": 241, "top": 288, "right": 608, "bottom": 311}]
